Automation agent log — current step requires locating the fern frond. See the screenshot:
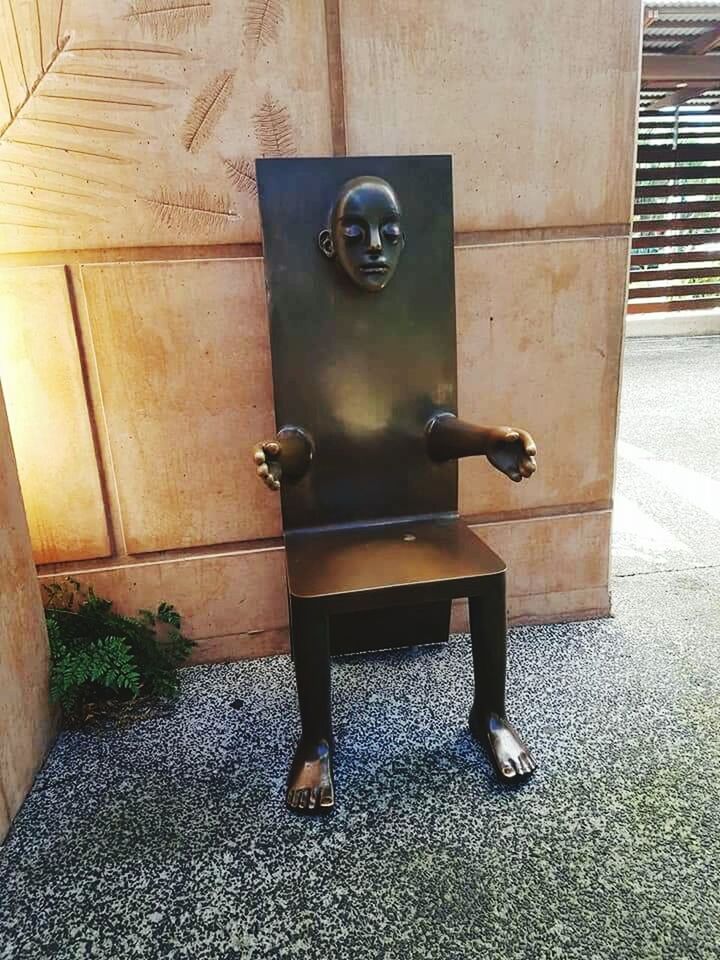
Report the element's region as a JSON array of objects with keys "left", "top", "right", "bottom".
[
  {"left": 253, "top": 93, "right": 295, "bottom": 157},
  {"left": 223, "top": 156, "right": 257, "bottom": 196},
  {"left": 44, "top": 577, "right": 192, "bottom": 719},
  {"left": 145, "top": 185, "right": 237, "bottom": 231},
  {"left": 181, "top": 69, "right": 234, "bottom": 152},
  {"left": 157, "top": 602, "right": 182, "bottom": 629},
  {"left": 244, "top": 0, "right": 284, "bottom": 48},
  {"left": 126, "top": 0, "right": 212, "bottom": 40}
]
